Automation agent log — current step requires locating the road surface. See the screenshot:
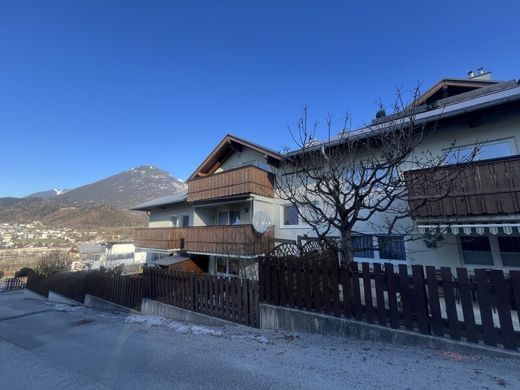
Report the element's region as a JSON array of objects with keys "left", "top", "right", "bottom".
[{"left": 0, "top": 290, "right": 519, "bottom": 389}]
